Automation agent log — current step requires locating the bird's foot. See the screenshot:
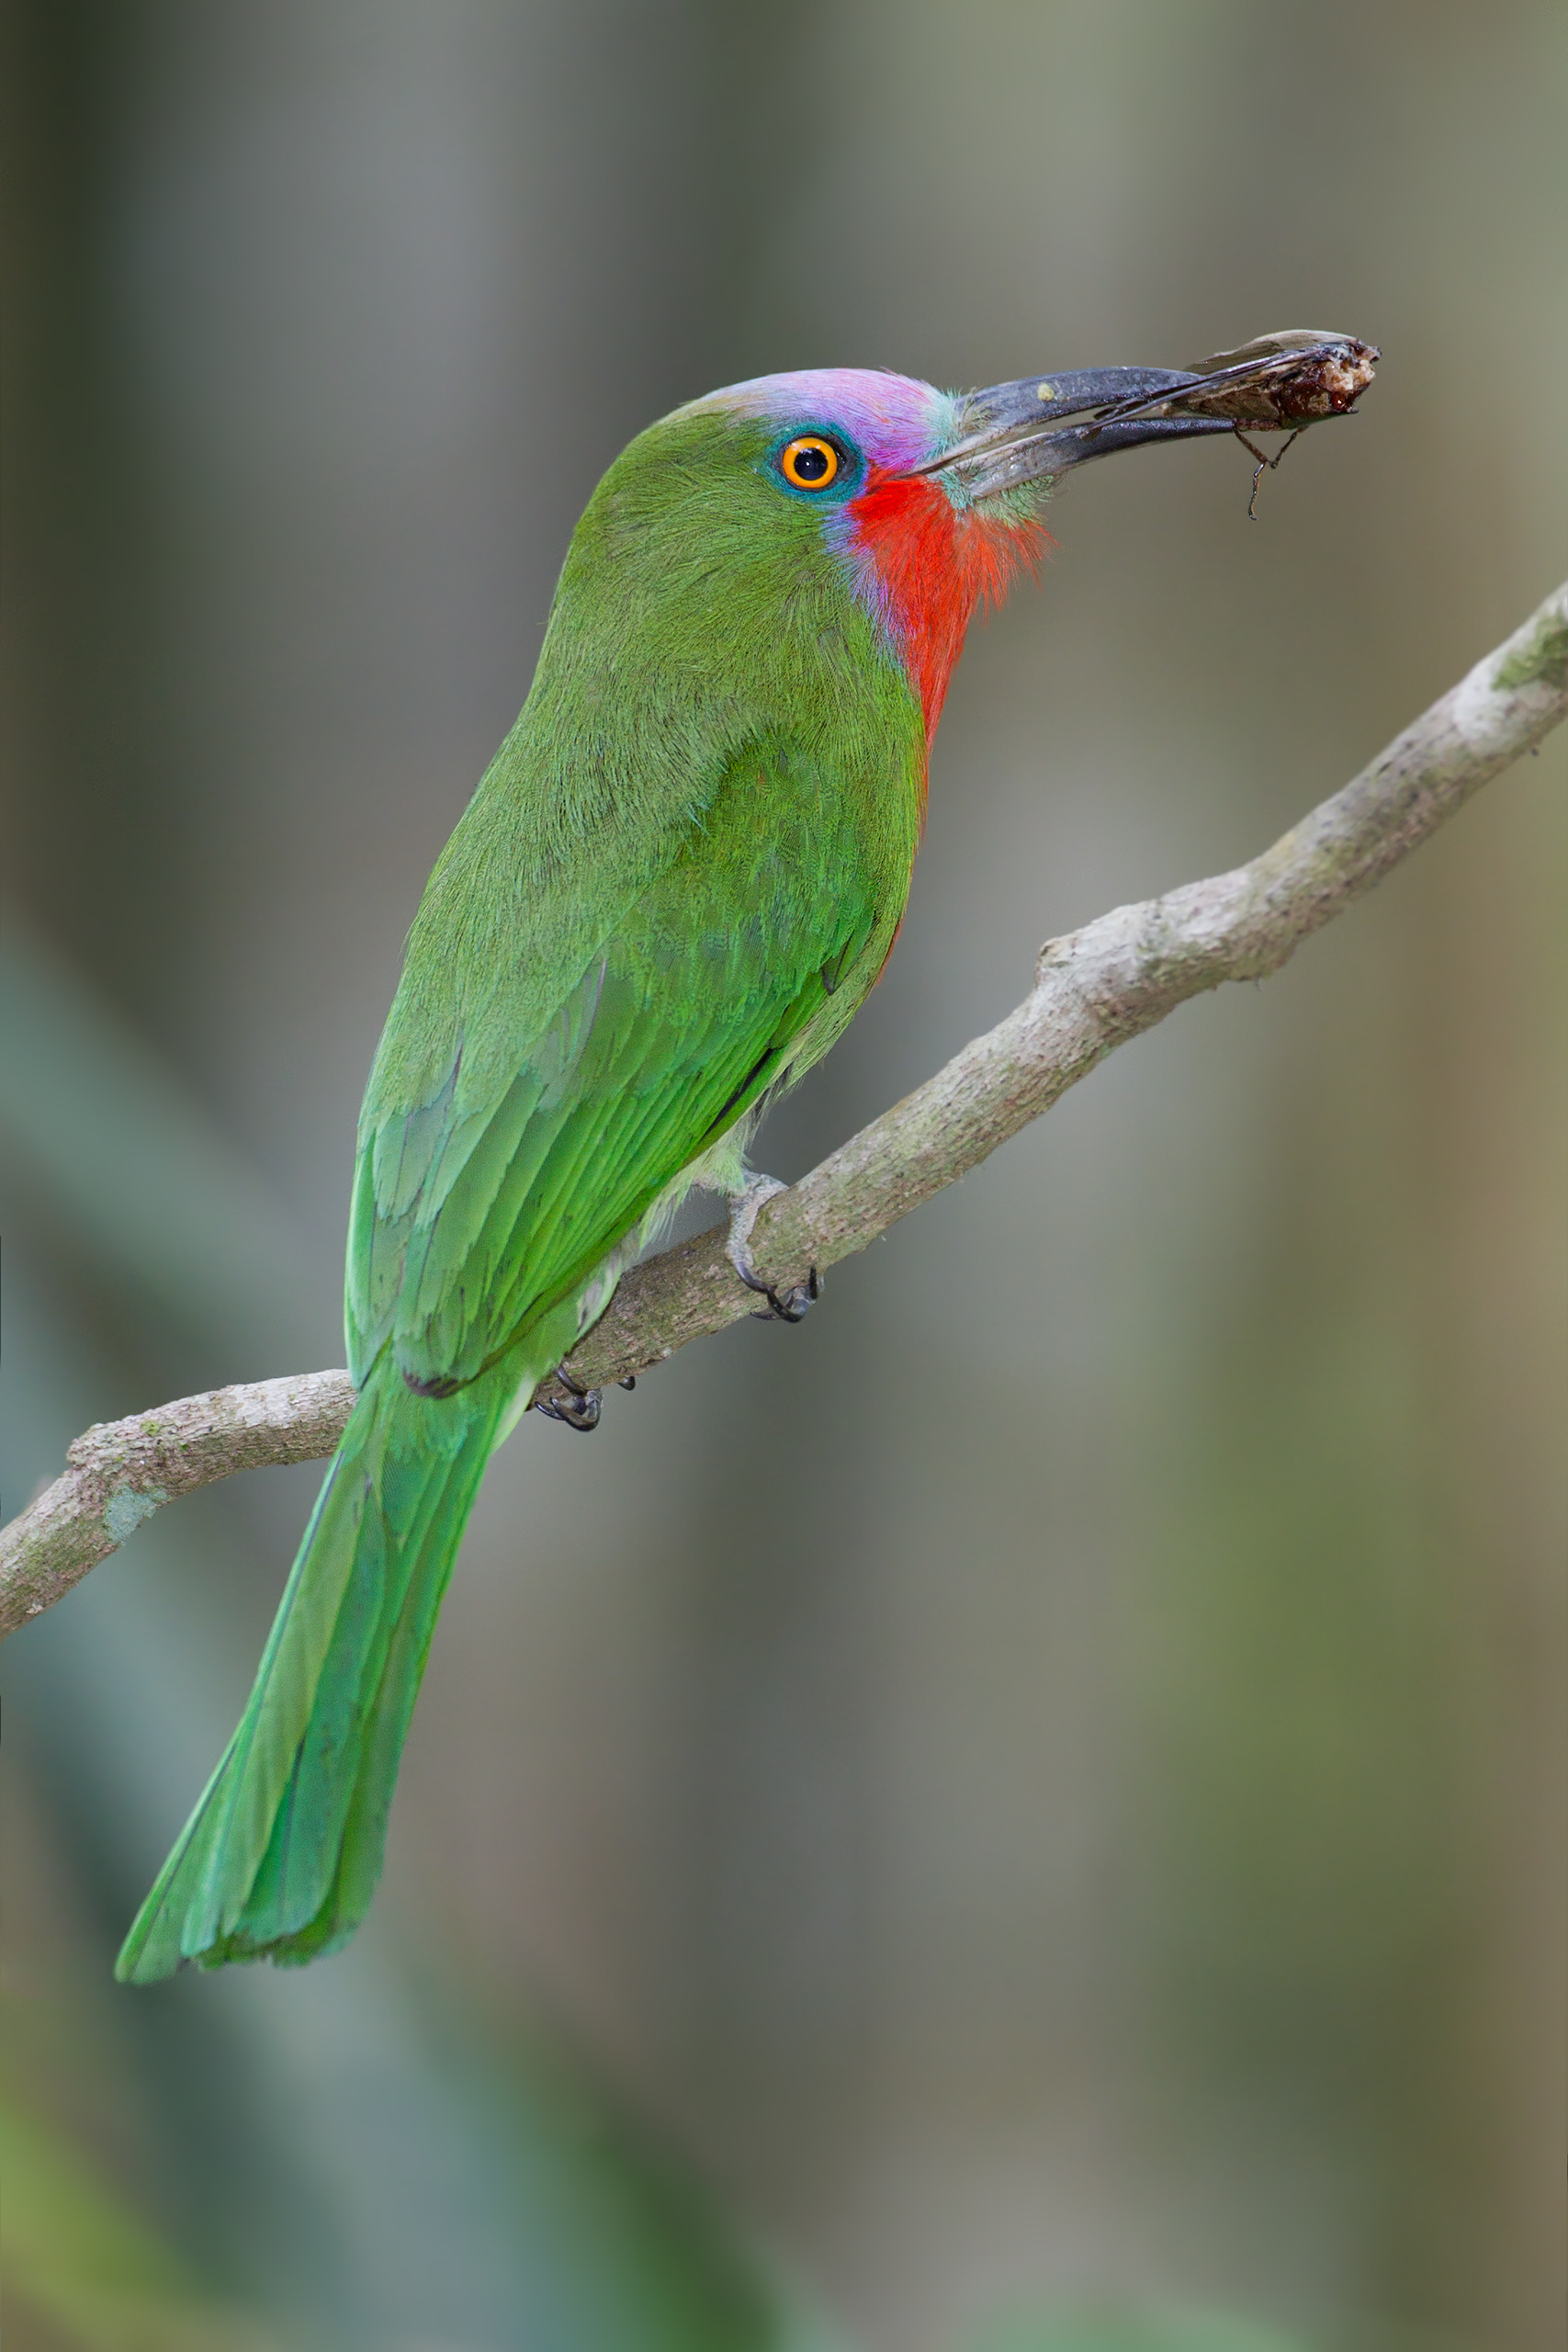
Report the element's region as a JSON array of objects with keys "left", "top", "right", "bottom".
[
  {"left": 534, "top": 1362, "right": 602, "bottom": 1431},
  {"left": 725, "top": 1173, "right": 820, "bottom": 1323}
]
